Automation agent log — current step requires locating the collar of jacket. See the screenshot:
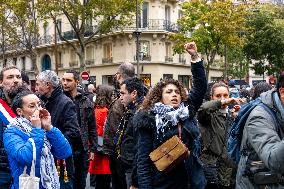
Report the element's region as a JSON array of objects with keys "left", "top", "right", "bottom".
[
  {"left": 126, "top": 96, "right": 144, "bottom": 112},
  {"left": 48, "top": 86, "right": 63, "bottom": 101}
]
